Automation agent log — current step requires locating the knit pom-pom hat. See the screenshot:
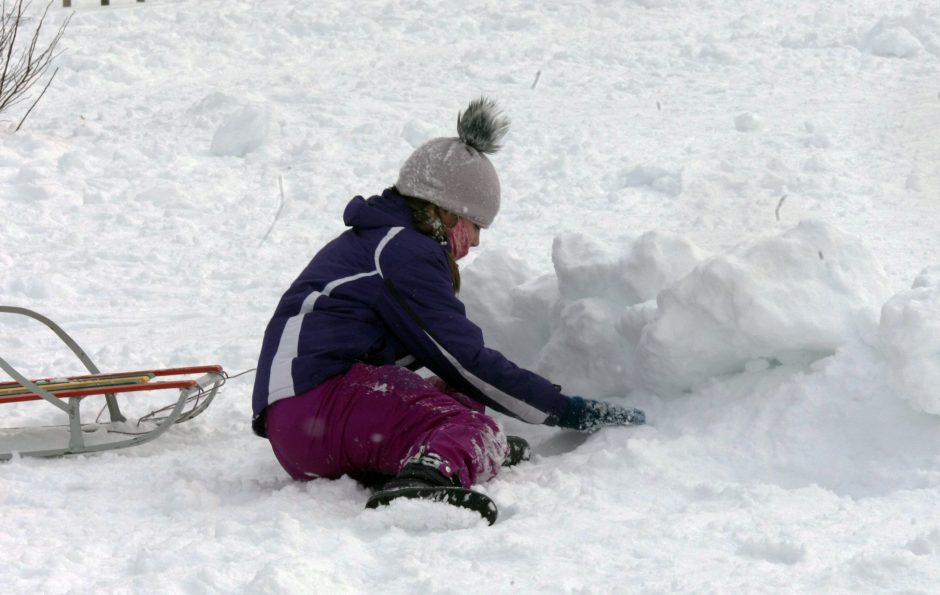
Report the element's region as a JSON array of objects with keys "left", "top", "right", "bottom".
[{"left": 395, "top": 97, "right": 510, "bottom": 228}]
